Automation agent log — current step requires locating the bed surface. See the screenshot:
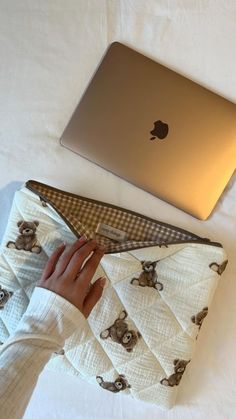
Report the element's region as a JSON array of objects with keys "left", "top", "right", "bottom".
[{"left": 0, "top": 1, "right": 235, "bottom": 418}]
